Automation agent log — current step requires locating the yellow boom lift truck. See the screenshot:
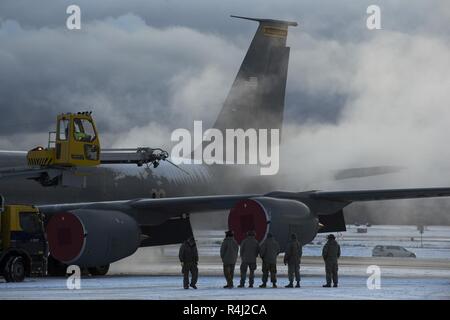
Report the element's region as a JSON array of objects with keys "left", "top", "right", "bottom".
[{"left": 0, "top": 111, "right": 178, "bottom": 282}]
